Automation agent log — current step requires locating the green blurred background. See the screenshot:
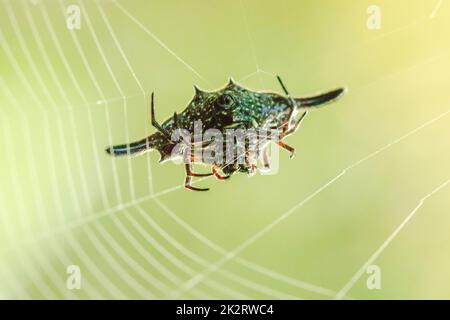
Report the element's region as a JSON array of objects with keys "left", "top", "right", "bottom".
[{"left": 1, "top": 0, "right": 450, "bottom": 299}]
